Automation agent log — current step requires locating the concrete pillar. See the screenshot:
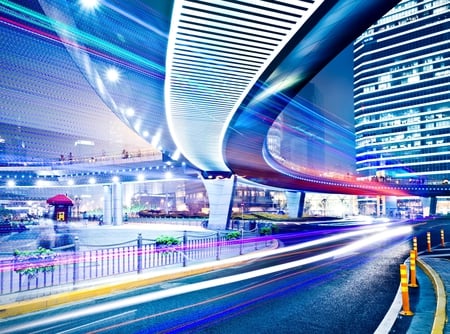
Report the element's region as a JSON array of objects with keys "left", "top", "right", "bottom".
[
  {"left": 428, "top": 196, "right": 437, "bottom": 216},
  {"left": 376, "top": 195, "right": 386, "bottom": 217},
  {"left": 422, "top": 197, "right": 431, "bottom": 217},
  {"left": 385, "top": 196, "right": 397, "bottom": 217},
  {"left": 286, "top": 191, "right": 305, "bottom": 218},
  {"left": 202, "top": 175, "right": 236, "bottom": 230},
  {"left": 422, "top": 197, "right": 439, "bottom": 217},
  {"left": 103, "top": 185, "right": 112, "bottom": 225},
  {"left": 112, "top": 182, "right": 123, "bottom": 226}
]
